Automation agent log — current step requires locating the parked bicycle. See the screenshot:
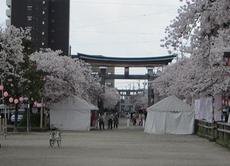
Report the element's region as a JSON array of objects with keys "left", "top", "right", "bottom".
[{"left": 49, "top": 129, "right": 62, "bottom": 148}]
